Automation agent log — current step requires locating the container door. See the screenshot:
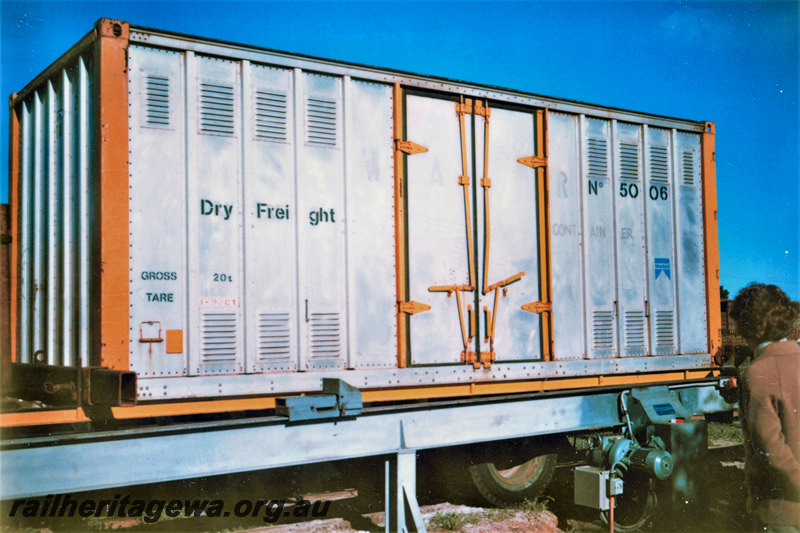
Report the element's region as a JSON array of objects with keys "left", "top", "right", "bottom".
[
  {"left": 405, "top": 93, "right": 471, "bottom": 365},
  {"left": 475, "top": 105, "right": 542, "bottom": 362},
  {"left": 405, "top": 94, "right": 544, "bottom": 365}
]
